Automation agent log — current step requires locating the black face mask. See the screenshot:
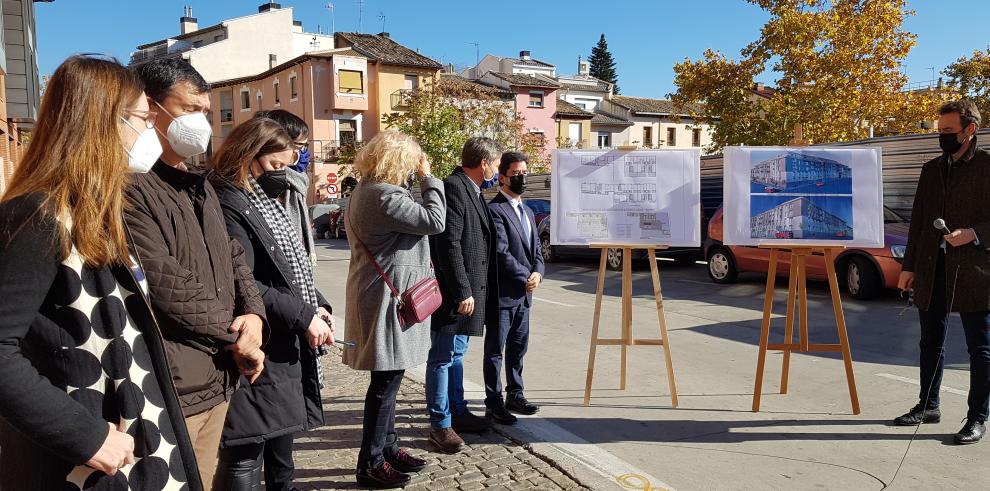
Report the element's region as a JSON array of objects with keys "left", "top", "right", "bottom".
[
  {"left": 508, "top": 174, "right": 528, "bottom": 195},
  {"left": 939, "top": 132, "right": 966, "bottom": 155},
  {"left": 257, "top": 169, "right": 290, "bottom": 199}
]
